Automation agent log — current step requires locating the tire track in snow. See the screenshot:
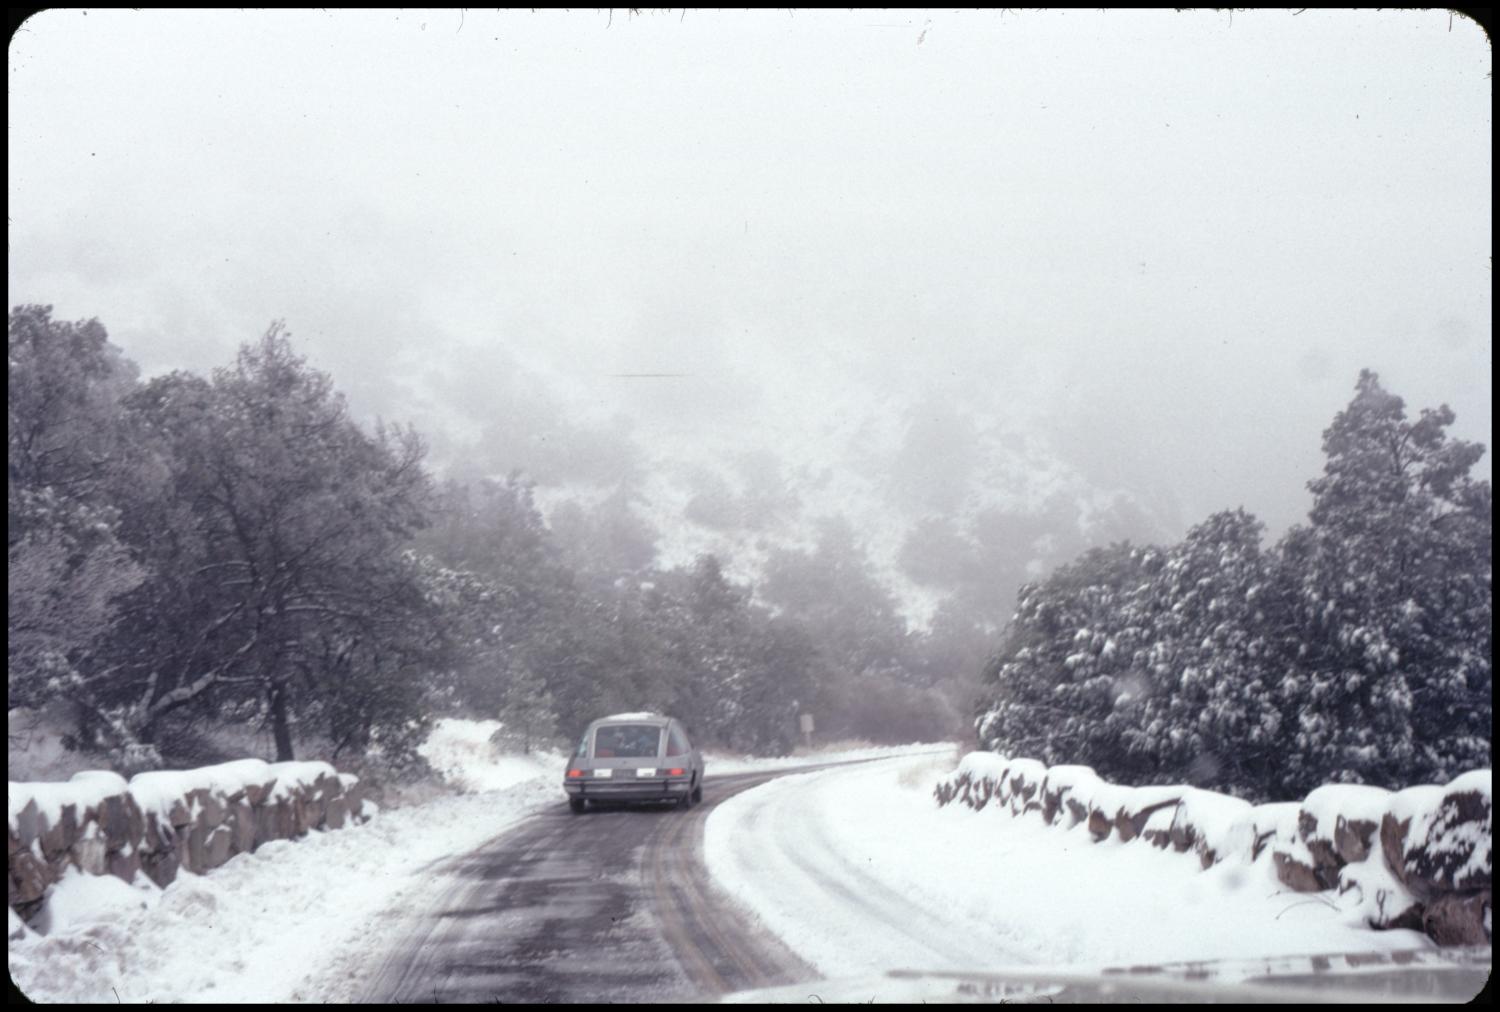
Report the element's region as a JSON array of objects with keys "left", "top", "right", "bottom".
[
  {"left": 705, "top": 752, "right": 1041, "bottom": 977},
  {"left": 361, "top": 767, "right": 825, "bottom": 1002}
]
